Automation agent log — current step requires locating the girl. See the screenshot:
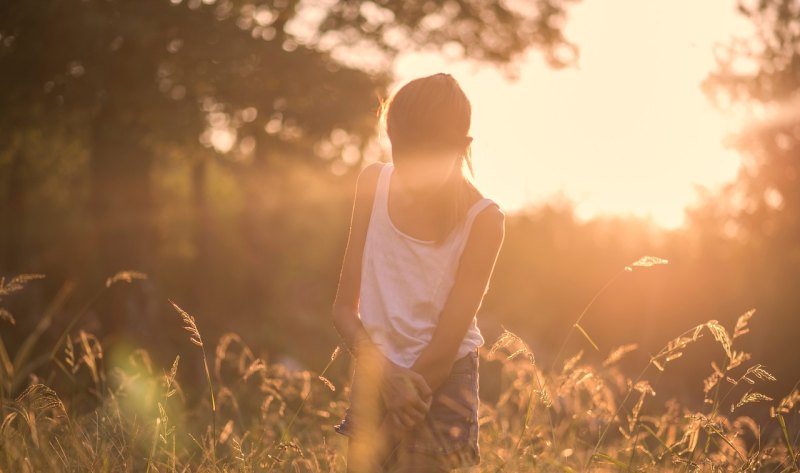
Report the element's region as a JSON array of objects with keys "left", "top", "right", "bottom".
[{"left": 331, "top": 72, "right": 505, "bottom": 472}]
